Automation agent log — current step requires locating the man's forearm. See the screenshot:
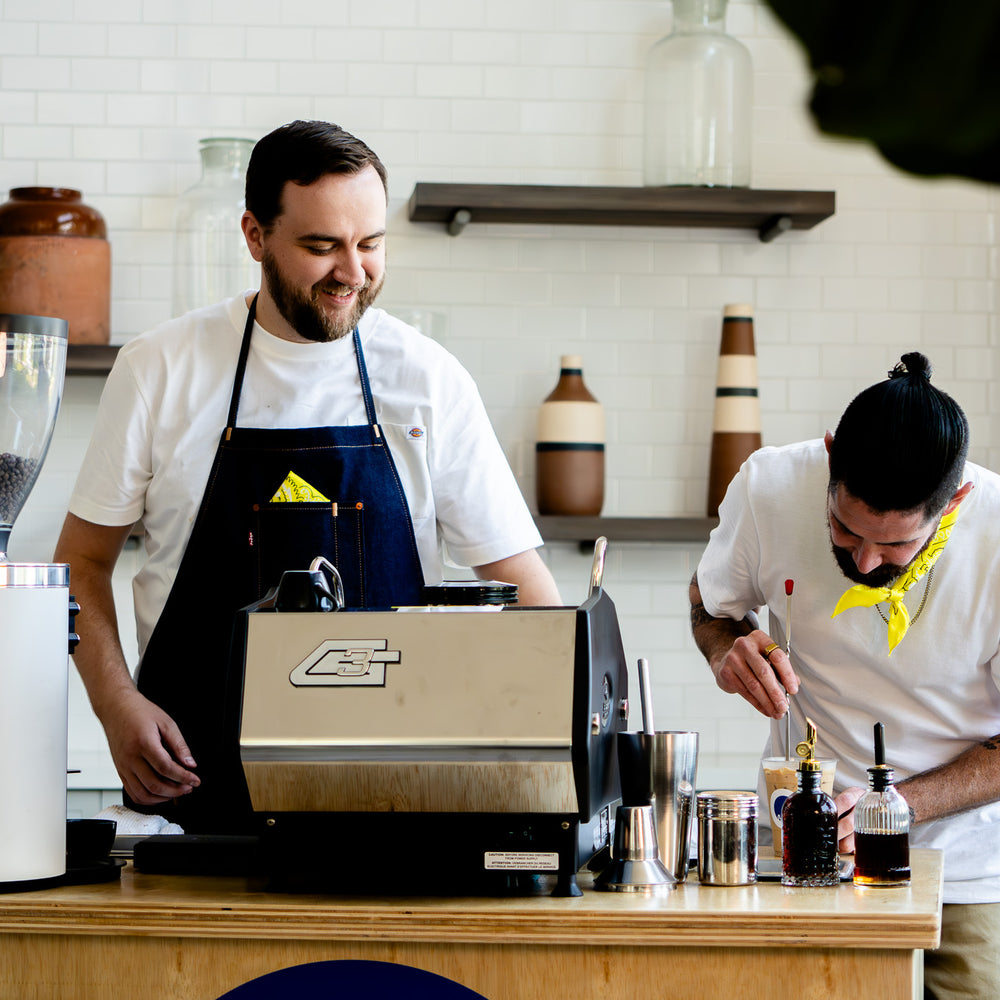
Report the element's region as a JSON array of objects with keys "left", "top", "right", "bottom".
[
  {"left": 475, "top": 549, "right": 561, "bottom": 606},
  {"left": 898, "top": 734, "right": 1000, "bottom": 825},
  {"left": 689, "top": 573, "right": 755, "bottom": 667},
  {"left": 54, "top": 516, "right": 136, "bottom": 720}
]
